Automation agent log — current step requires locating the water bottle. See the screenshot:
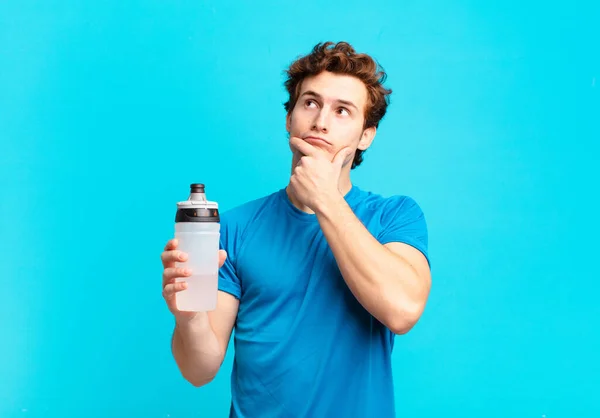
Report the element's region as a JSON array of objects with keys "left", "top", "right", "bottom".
[{"left": 174, "top": 183, "right": 220, "bottom": 312}]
